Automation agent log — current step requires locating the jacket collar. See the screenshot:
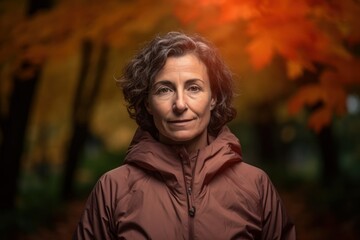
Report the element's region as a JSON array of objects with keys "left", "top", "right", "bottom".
[{"left": 124, "top": 126, "right": 243, "bottom": 189}]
